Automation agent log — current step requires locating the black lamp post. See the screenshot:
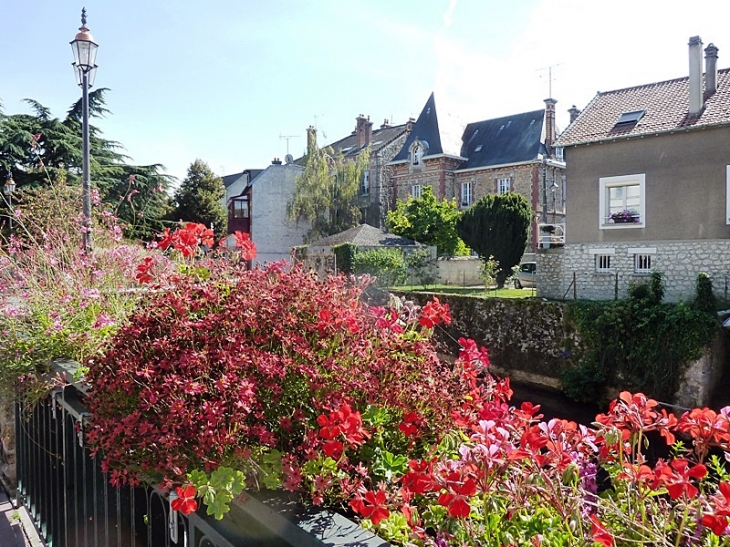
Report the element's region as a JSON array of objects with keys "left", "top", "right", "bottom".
[
  {"left": 3, "top": 174, "right": 16, "bottom": 229},
  {"left": 70, "top": 8, "right": 98, "bottom": 252}
]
